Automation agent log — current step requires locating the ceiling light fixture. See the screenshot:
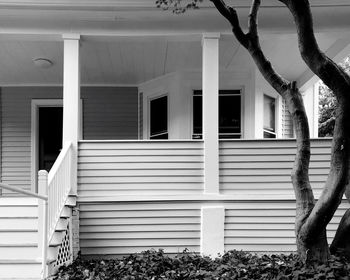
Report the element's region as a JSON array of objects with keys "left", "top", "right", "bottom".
[{"left": 32, "top": 58, "right": 53, "bottom": 69}]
